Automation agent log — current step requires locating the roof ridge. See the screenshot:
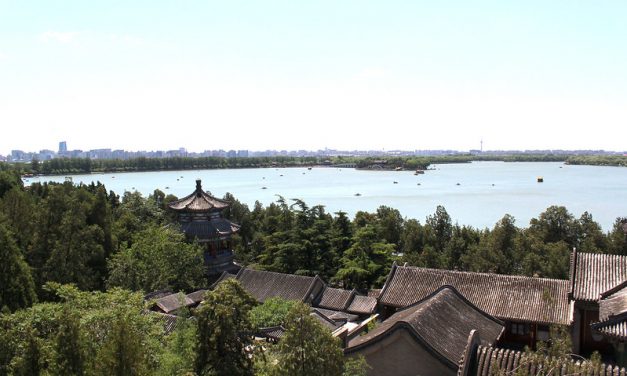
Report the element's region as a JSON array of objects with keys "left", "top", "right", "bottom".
[{"left": 397, "top": 264, "right": 569, "bottom": 283}]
